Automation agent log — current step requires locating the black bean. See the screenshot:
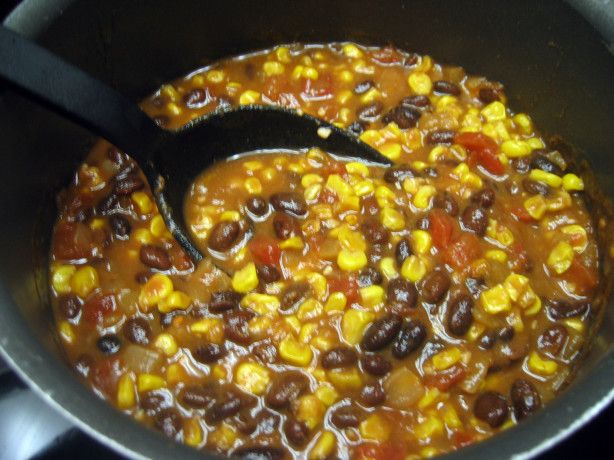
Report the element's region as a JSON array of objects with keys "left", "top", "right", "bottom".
[
  {"left": 180, "top": 384, "right": 217, "bottom": 408},
  {"left": 141, "top": 390, "right": 172, "bottom": 413},
  {"left": 184, "top": 88, "right": 209, "bottom": 108},
  {"left": 416, "top": 216, "right": 431, "bottom": 230},
  {"left": 353, "top": 80, "right": 375, "bottom": 95},
  {"left": 348, "top": 121, "right": 366, "bottom": 136},
  {"left": 433, "top": 191, "right": 459, "bottom": 216},
  {"left": 522, "top": 178, "right": 551, "bottom": 196},
  {"left": 257, "top": 264, "right": 281, "bottom": 283},
  {"left": 387, "top": 277, "right": 418, "bottom": 310},
  {"left": 96, "top": 193, "right": 119, "bottom": 215},
  {"left": 384, "top": 164, "right": 420, "bottom": 183},
  {"left": 421, "top": 270, "right": 451, "bottom": 304},
  {"left": 252, "top": 341, "right": 279, "bottom": 364},
  {"left": 471, "top": 187, "right": 495, "bottom": 208},
  {"left": 531, "top": 154, "right": 563, "bottom": 175},
  {"left": 537, "top": 325, "right": 568, "bottom": 356},
  {"left": 424, "top": 166, "right": 439, "bottom": 178},
  {"left": 361, "top": 314, "right": 403, "bottom": 351},
  {"left": 237, "top": 409, "right": 279, "bottom": 436},
  {"left": 401, "top": 95, "right": 431, "bottom": 109},
  {"left": 209, "top": 290, "right": 243, "bottom": 312},
  {"left": 273, "top": 213, "right": 300, "bottom": 240},
  {"left": 74, "top": 354, "right": 93, "bottom": 378},
  {"left": 361, "top": 383, "right": 386, "bottom": 406},
  {"left": 193, "top": 343, "right": 226, "bottom": 363},
  {"left": 206, "top": 396, "right": 242, "bottom": 424},
  {"left": 395, "top": 238, "right": 412, "bottom": 266},
  {"left": 96, "top": 334, "right": 121, "bottom": 355},
  {"left": 474, "top": 391, "right": 509, "bottom": 428},
  {"left": 358, "top": 267, "right": 383, "bottom": 287},
  {"left": 466, "top": 277, "right": 487, "bottom": 296},
  {"left": 356, "top": 102, "right": 383, "bottom": 123},
  {"left": 321, "top": 346, "right": 358, "bottom": 369},
  {"left": 280, "top": 283, "right": 311, "bottom": 311},
  {"left": 361, "top": 354, "right": 392, "bottom": 376},
  {"left": 331, "top": 405, "right": 361, "bottom": 428},
  {"left": 425, "top": 129, "right": 456, "bottom": 145},
  {"left": 461, "top": 204, "right": 488, "bottom": 236},
  {"left": 512, "top": 157, "right": 532, "bottom": 174},
  {"left": 208, "top": 221, "right": 241, "bottom": 251},
  {"left": 546, "top": 300, "right": 589, "bottom": 320},
  {"left": 361, "top": 218, "right": 389, "bottom": 245},
  {"left": 107, "top": 147, "right": 126, "bottom": 165},
  {"left": 153, "top": 115, "right": 169, "bottom": 128},
  {"left": 233, "top": 446, "right": 287, "bottom": 460},
  {"left": 382, "top": 105, "right": 421, "bottom": 129},
  {"left": 510, "top": 379, "right": 541, "bottom": 420},
  {"left": 284, "top": 419, "right": 310, "bottom": 447},
  {"left": 392, "top": 320, "right": 426, "bottom": 358},
  {"left": 58, "top": 294, "right": 82, "bottom": 319},
  {"left": 246, "top": 196, "right": 269, "bottom": 217},
  {"left": 109, "top": 215, "right": 131, "bottom": 239},
  {"left": 498, "top": 326, "right": 515, "bottom": 342},
  {"left": 122, "top": 317, "right": 152, "bottom": 345},
  {"left": 433, "top": 80, "right": 461, "bottom": 96},
  {"left": 114, "top": 173, "right": 144, "bottom": 196},
  {"left": 139, "top": 245, "right": 172, "bottom": 270},
  {"left": 224, "top": 309, "right": 255, "bottom": 344},
  {"left": 265, "top": 372, "right": 310, "bottom": 409},
  {"left": 447, "top": 294, "right": 474, "bottom": 336},
  {"left": 270, "top": 192, "right": 307, "bottom": 217},
  {"left": 478, "top": 87, "right": 501, "bottom": 104},
  {"left": 154, "top": 408, "right": 182, "bottom": 437},
  {"left": 479, "top": 331, "right": 497, "bottom": 350},
  {"left": 160, "top": 309, "right": 185, "bottom": 328}
]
